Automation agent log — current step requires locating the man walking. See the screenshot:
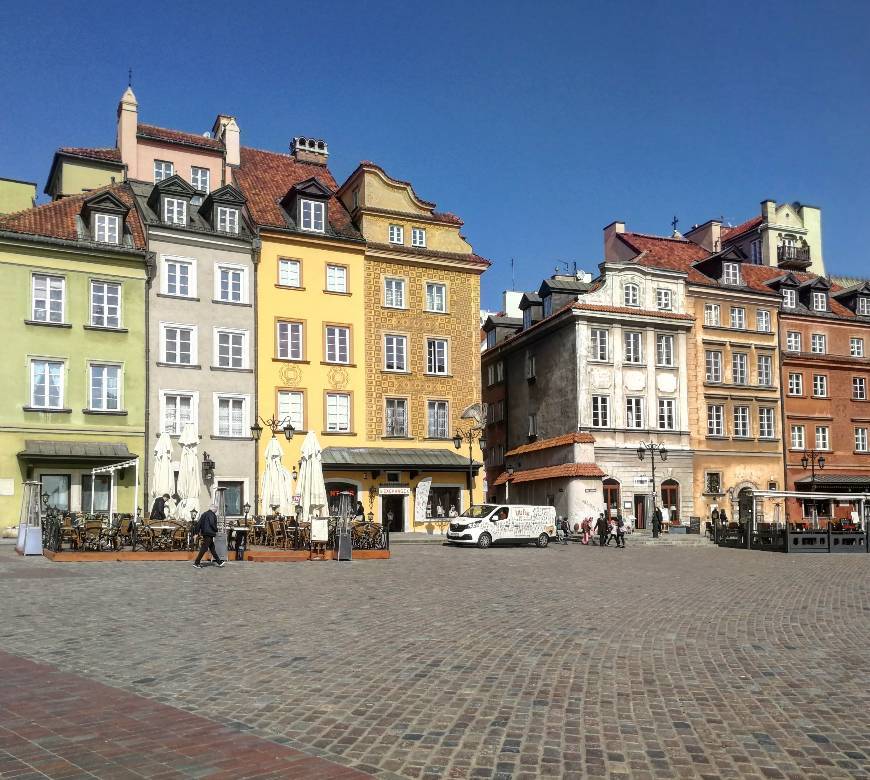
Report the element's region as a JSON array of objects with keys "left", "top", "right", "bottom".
[
  {"left": 652, "top": 504, "right": 663, "bottom": 539},
  {"left": 615, "top": 513, "right": 626, "bottom": 548},
  {"left": 596, "top": 513, "right": 609, "bottom": 548},
  {"left": 193, "top": 504, "right": 225, "bottom": 569}
]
